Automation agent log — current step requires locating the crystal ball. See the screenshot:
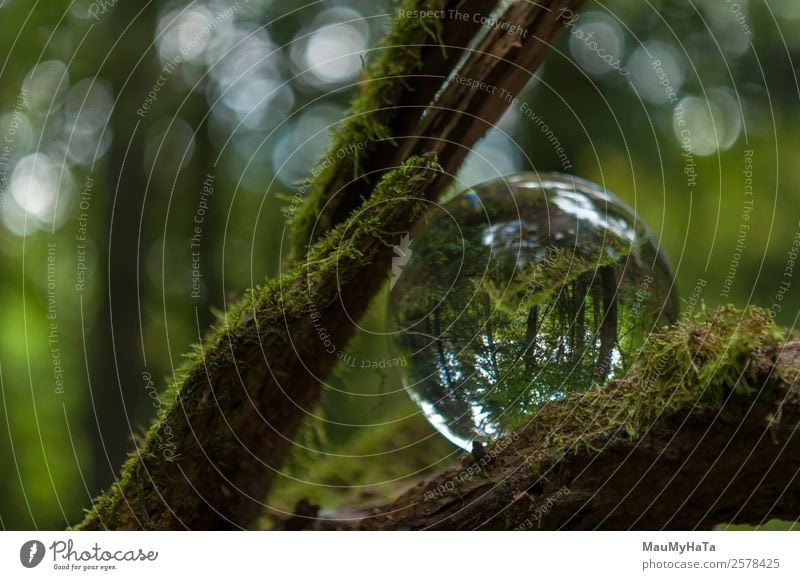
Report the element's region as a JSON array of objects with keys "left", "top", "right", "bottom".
[{"left": 388, "top": 172, "right": 679, "bottom": 450}]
